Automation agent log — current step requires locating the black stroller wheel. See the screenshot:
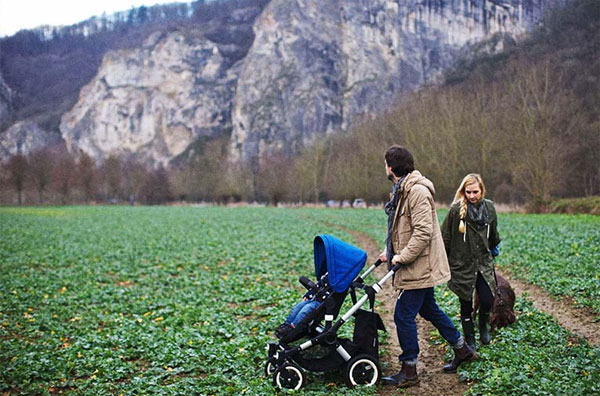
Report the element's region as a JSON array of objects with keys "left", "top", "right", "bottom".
[
  {"left": 264, "top": 360, "right": 276, "bottom": 377},
  {"left": 273, "top": 363, "right": 305, "bottom": 390},
  {"left": 344, "top": 354, "right": 381, "bottom": 388}
]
